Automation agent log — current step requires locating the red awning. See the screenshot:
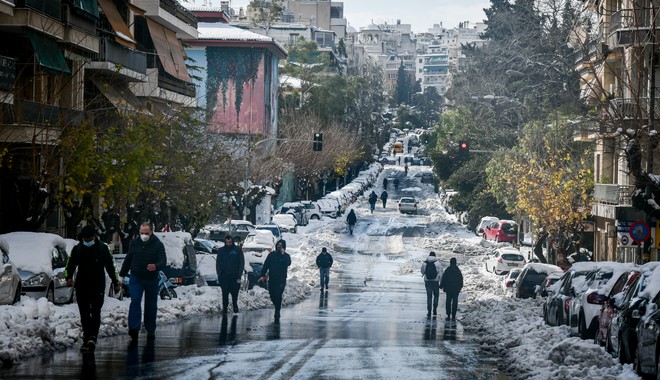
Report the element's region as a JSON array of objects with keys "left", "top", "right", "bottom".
[
  {"left": 98, "top": 0, "right": 137, "bottom": 49},
  {"left": 146, "top": 18, "right": 190, "bottom": 82}
]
